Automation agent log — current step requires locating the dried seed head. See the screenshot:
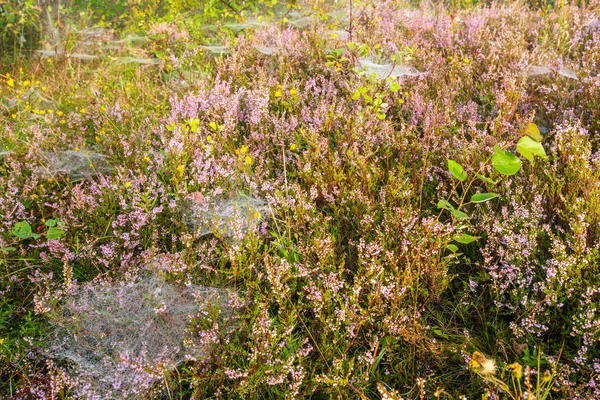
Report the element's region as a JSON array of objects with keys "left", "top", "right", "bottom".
[{"left": 469, "top": 352, "right": 497, "bottom": 376}]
